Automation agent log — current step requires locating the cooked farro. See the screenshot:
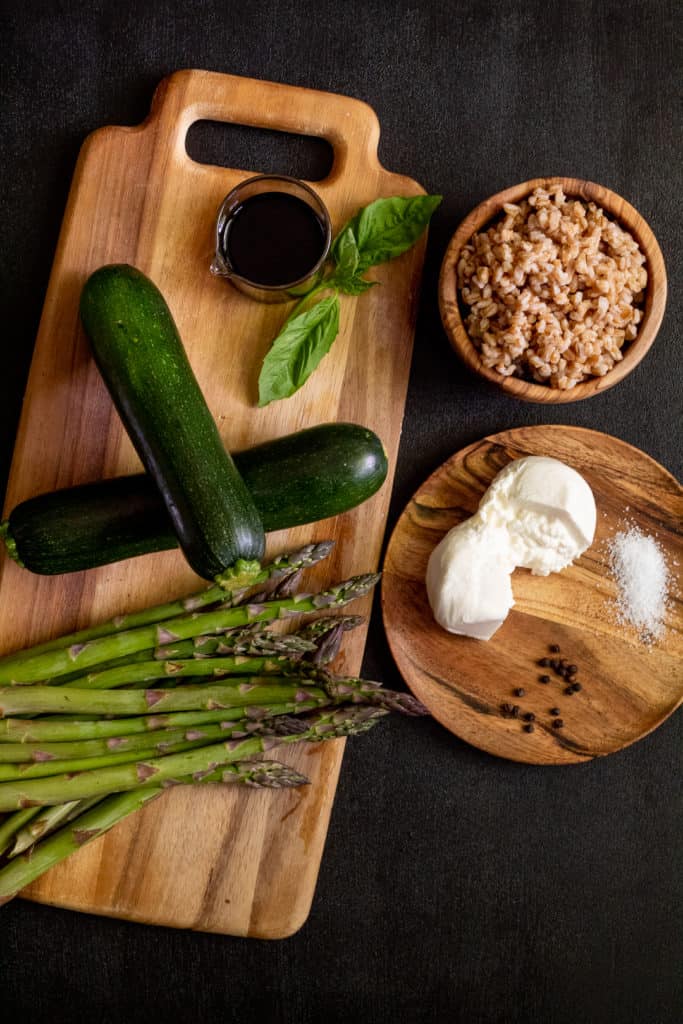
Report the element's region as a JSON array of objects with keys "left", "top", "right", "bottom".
[{"left": 456, "top": 186, "right": 648, "bottom": 388}]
